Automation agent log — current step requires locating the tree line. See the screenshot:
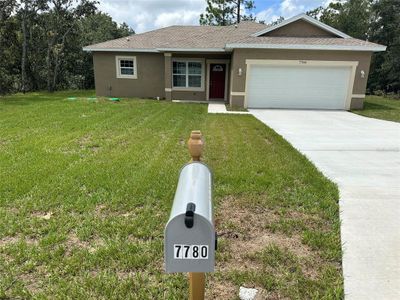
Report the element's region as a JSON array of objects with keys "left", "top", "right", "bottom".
[
  {"left": 0, "top": 0, "right": 398, "bottom": 95},
  {"left": 309, "top": 0, "right": 400, "bottom": 95},
  {"left": 0, "top": 0, "right": 134, "bottom": 95}
]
